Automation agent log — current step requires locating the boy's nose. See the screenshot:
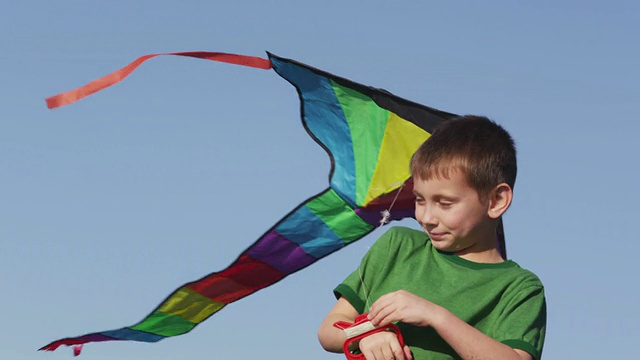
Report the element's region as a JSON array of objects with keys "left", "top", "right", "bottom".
[{"left": 417, "top": 206, "right": 437, "bottom": 226}]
